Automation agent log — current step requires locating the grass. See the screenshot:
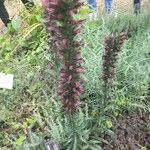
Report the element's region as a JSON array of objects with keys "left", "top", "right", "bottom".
[{"left": 0, "top": 5, "right": 150, "bottom": 150}]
